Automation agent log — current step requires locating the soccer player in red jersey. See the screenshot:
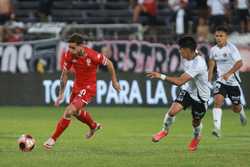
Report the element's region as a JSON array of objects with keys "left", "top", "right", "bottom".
[{"left": 43, "top": 33, "right": 121, "bottom": 149}]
